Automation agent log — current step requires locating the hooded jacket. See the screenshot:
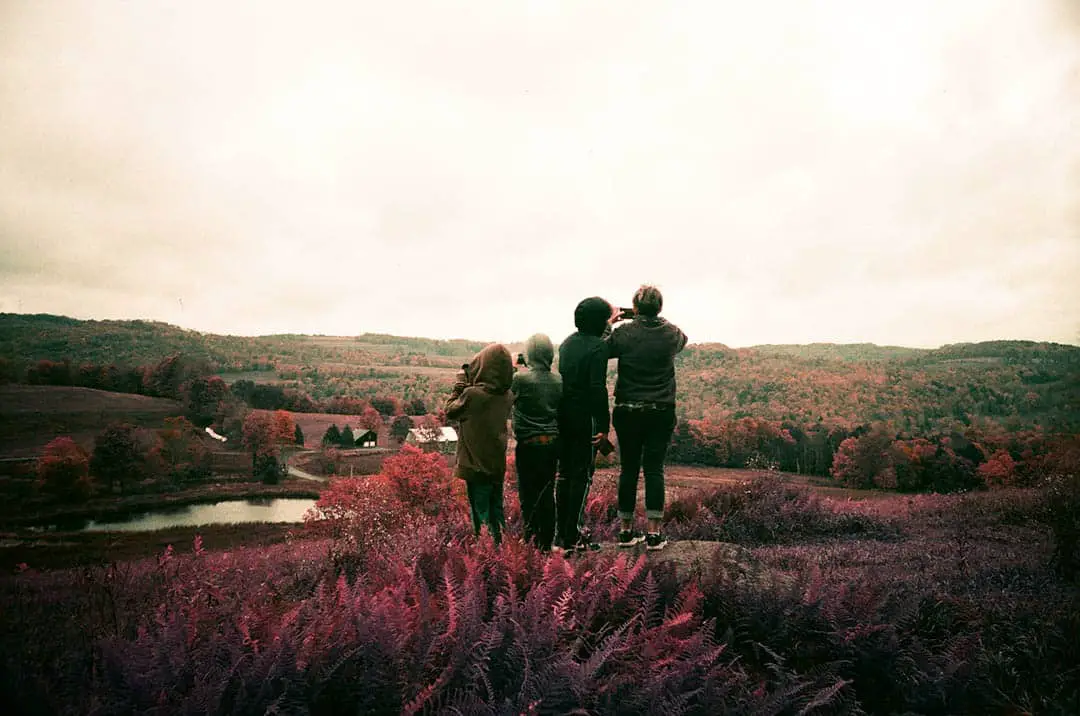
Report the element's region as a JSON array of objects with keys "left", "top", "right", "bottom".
[
  {"left": 558, "top": 330, "right": 610, "bottom": 435},
  {"left": 511, "top": 334, "right": 562, "bottom": 441},
  {"left": 444, "top": 343, "right": 514, "bottom": 481}
]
